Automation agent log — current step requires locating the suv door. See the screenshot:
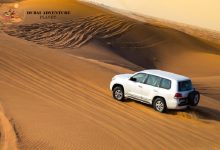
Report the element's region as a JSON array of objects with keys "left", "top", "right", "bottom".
[
  {"left": 126, "top": 73, "right": 148, "bottom": 100},
  {"left": 141, "top": 74, "right": 162, "bottom": 103}
]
